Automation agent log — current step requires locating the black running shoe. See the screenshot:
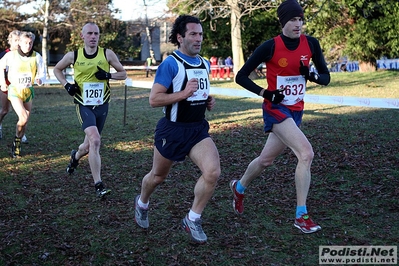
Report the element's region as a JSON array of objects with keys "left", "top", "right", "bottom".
[
  {"left": 11, "top": 137, "right": 21, "bottom": 158},
  {"left": 95, "top": 182, "right": 111, "bottom": 198},
  {"left": 66, "top": 150, "right": 79, "bottom": 174}
]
